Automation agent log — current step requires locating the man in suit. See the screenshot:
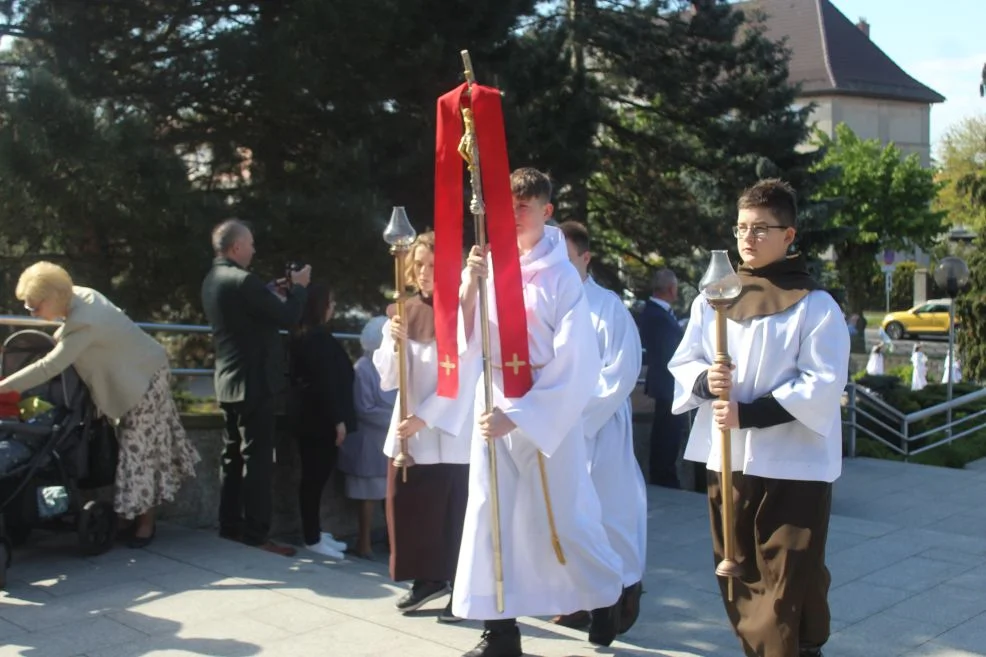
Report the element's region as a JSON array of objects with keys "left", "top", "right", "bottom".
[
  {"left": 201, "top": 219, "right": 311, "bottom": 556},
  {"left": 638, "top": 268, "right": 686, "bottom": 488}
]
